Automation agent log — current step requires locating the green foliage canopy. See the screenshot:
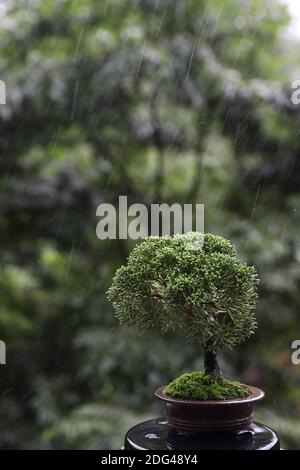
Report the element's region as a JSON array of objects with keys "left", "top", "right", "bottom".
[{"left": 108, "top": 233, "right": 259, "bottom": 351}]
